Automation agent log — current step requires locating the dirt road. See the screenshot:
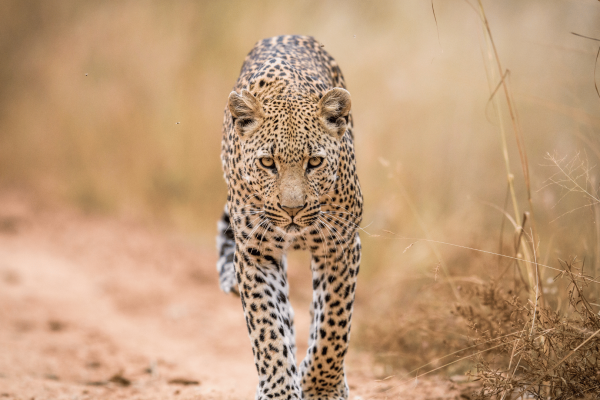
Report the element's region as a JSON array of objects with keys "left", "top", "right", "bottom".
[{"left": 0, "top": 191, "right": 468, "bottom": 399}]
